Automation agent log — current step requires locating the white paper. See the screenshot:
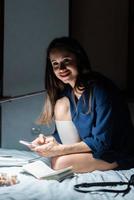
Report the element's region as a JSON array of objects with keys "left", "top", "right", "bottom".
[
  {"left": 0, "top": 157, "right": 28, "bottom": 166},
  {"left": 22, "top": 160, "right": 54, "bottom": 178},
  {"left": 22, "top": 160, "right": 73, "bottom": 180}
]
